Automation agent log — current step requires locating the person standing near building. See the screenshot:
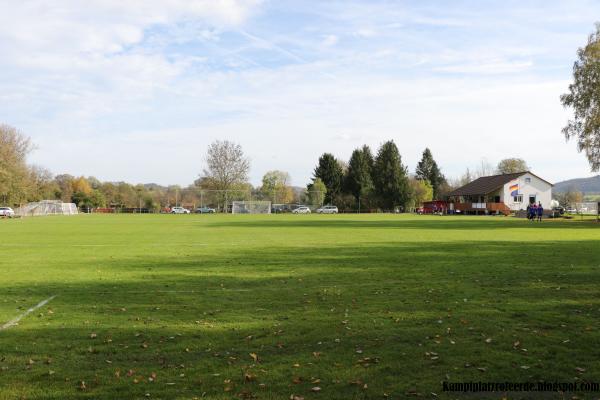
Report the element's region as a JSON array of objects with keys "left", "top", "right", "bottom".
[
  {"left": 537, "top": 201, "right": 544, "bottom": 222},
  {"left": 530, "top": 203, "right": 538, "bottom": 221}
]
